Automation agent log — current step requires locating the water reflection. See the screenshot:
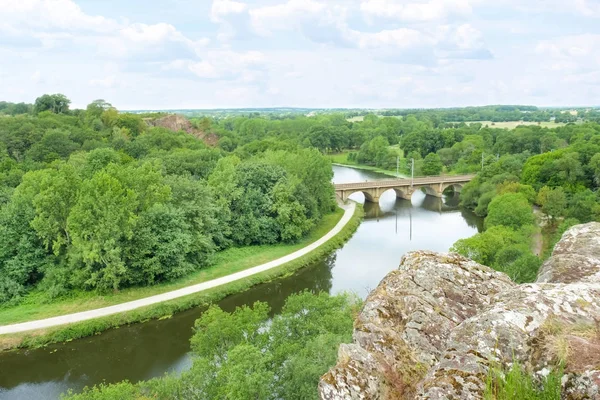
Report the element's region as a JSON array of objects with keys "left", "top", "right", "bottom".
[
  {"left": 0, "top": 166, "right": 482, "bottom": 400},
  {"left": 0, "top": 254, "right": 337, "bottom": 400}
]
